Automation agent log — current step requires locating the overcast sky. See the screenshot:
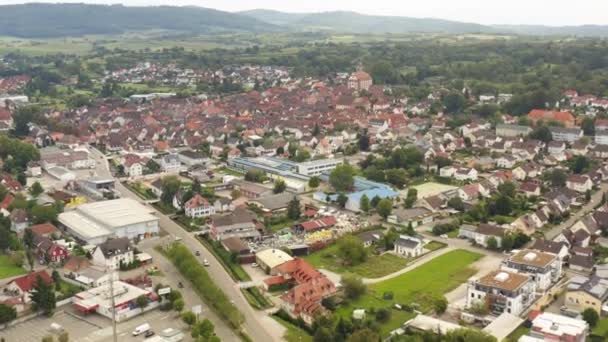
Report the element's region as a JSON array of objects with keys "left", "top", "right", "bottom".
[{"left": 0, "top": 0, "right": 607, "bottom": 26}]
